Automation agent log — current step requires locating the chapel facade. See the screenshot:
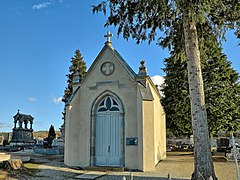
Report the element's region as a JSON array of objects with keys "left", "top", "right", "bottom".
[
  {"left": 64, "top": 32, "right": 166, "bottom": 171},
  {"left": 10, "top": 110, "right": 34, "bottom": 146}
]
